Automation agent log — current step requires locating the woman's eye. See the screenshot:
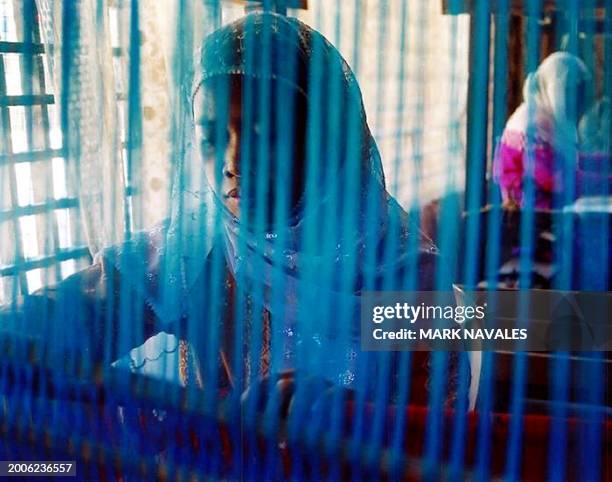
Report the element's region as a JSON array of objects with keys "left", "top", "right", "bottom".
[
  {"left": 199, "top": 126, "right": 229, "bottom": 154},
  {"left": 200, "top": 137, "right": 215, "bottom": 154}
]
